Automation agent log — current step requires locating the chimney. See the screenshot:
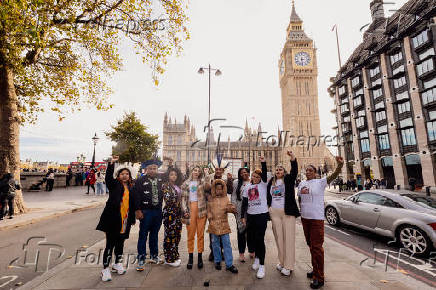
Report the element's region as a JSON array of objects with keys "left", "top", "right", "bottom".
[{"left": 370, "top": 0, "right": 384, "bottom": 22}]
